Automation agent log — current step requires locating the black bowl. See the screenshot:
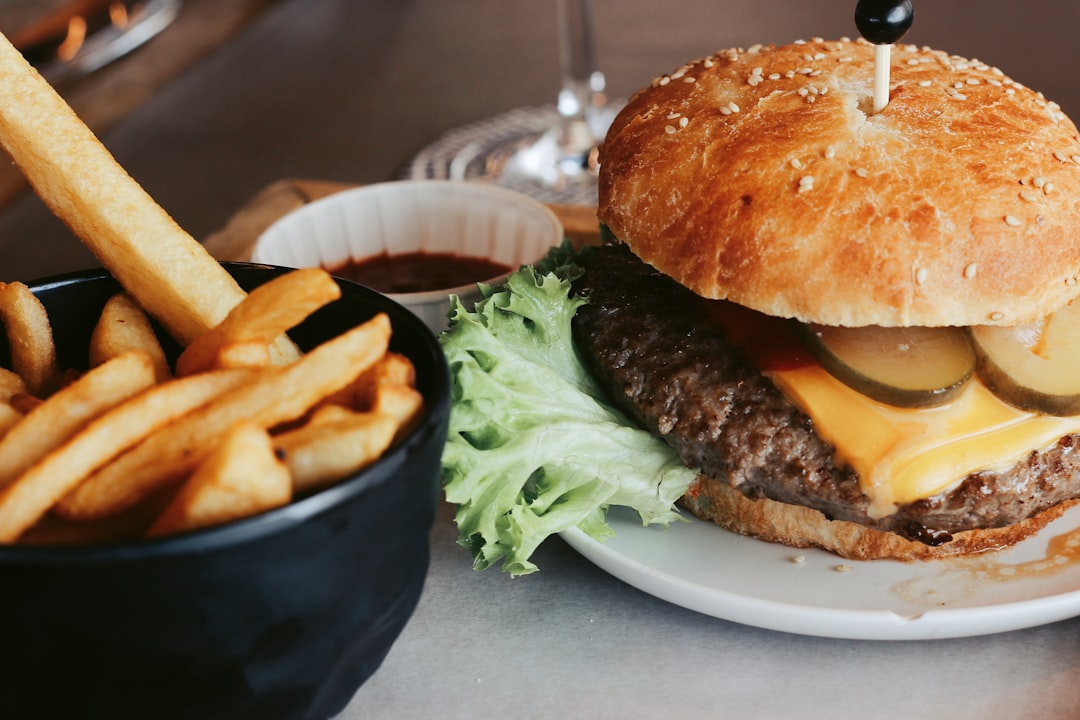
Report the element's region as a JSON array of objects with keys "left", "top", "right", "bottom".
[{"left": 0, "top": 264, "right": 450, "bottom": 720}]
